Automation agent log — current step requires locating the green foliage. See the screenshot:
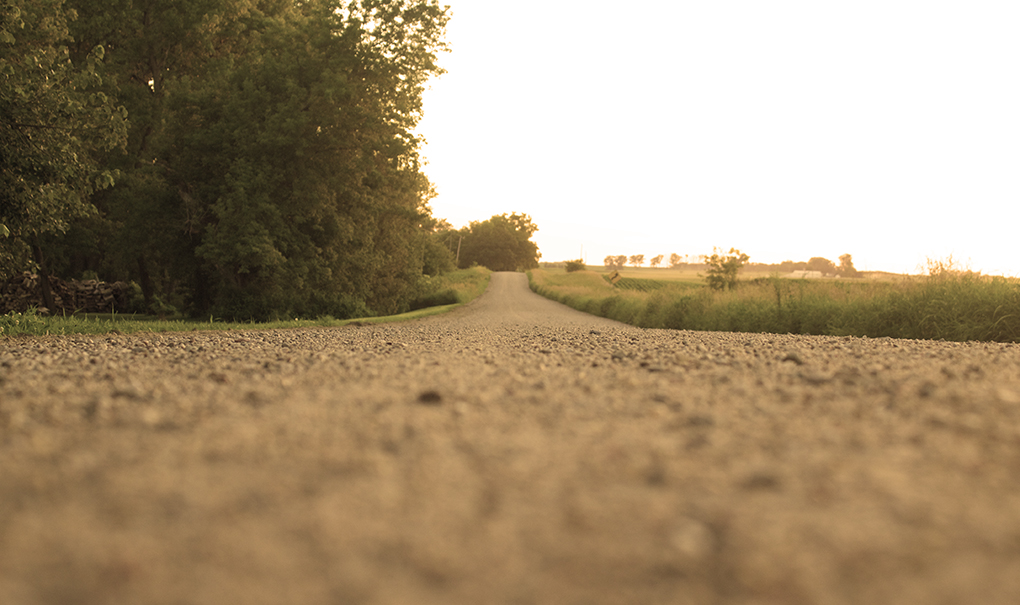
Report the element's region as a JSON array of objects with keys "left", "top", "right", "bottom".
[
  {"left": 1, "top": 267, "right": 491, "bottom": 337},
  {"left": 0, "top": 0, "right": 128, "bottom": 274},
  {"left": 423, "top": 230, "right": 457, "bottom": 276},
  {"left": 8, "top": 0, "right": 453, "bottom": 320},
  {"left": 701, "top": 247, "right": 749, "bottom": 290},
  {"left": 457, "top": 213, "right": 540, "bottom": 271},
  {"left": 529, "top": 264, "right": 1020, "bottom": 343},
  {"left": 565, "top": 259, "right": 585, "bottom": 272},
  {"left": 0, "top": 308, "right": 47, "bottom": 336}
]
